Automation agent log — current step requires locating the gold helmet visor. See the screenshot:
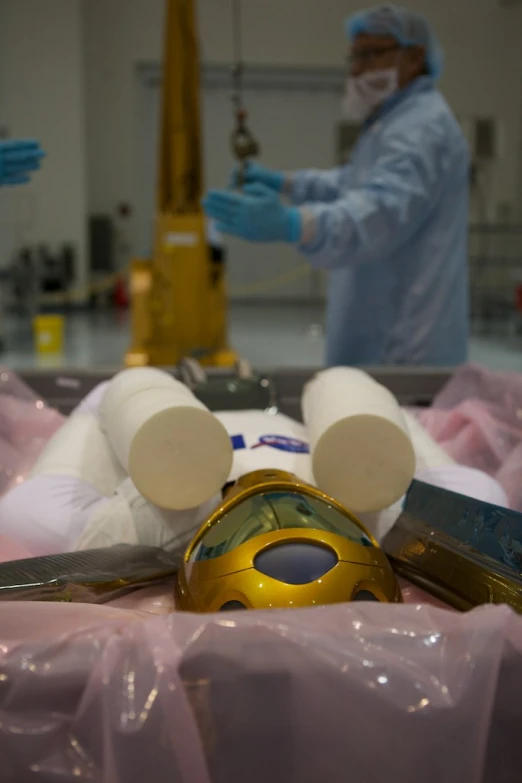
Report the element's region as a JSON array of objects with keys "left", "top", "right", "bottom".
[{"left": 176, "top": 470, "right": 402, "bottom": 612}]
